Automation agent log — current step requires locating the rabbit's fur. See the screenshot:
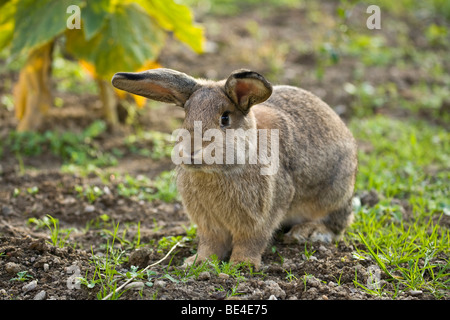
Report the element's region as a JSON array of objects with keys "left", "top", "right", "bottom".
[{"left": 112, "top": 68, "right": 358, "bottom": 269}]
